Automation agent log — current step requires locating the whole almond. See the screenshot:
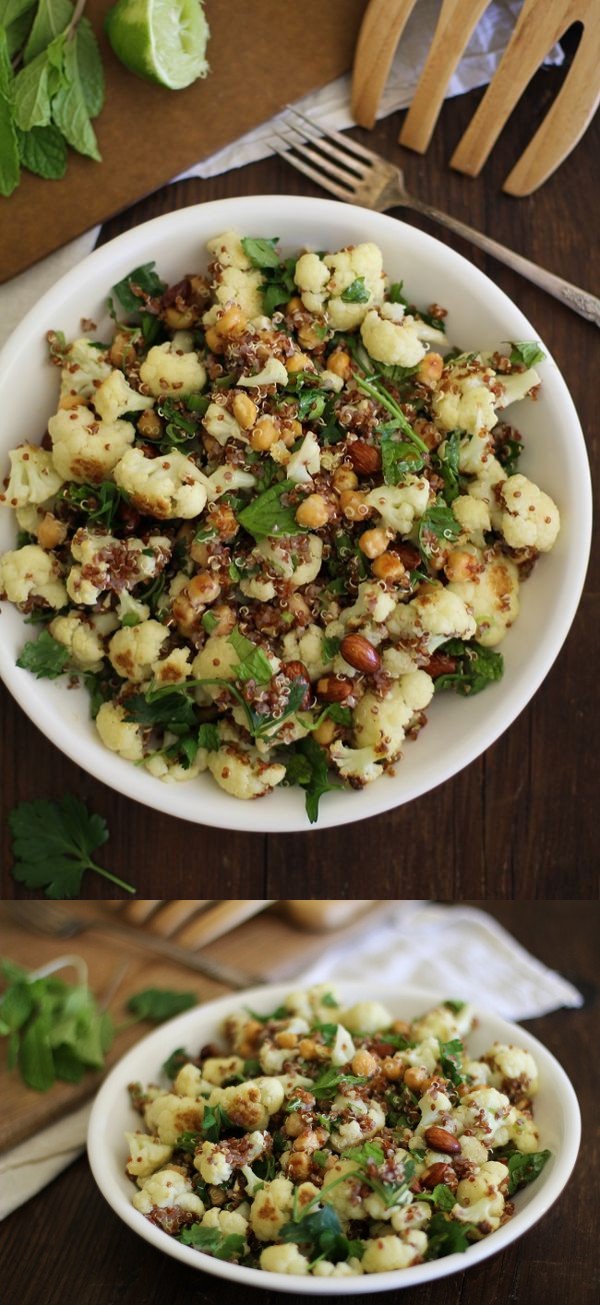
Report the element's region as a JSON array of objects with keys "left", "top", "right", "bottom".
[
  {"left": 421, "top": 1162, "right": 458, "bottom": 1191},
  {"left": 316, "top": 674, "right": 353, "bottom": 703},
  {"left": 347, "top": 440, "right": 381, "bottom": 475},
  {"left": 424, "top": 1126, "right": 461, "bottom": 1155},
  {"left": 340, "top": 633, "right": 381, "bottom": 674}
]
